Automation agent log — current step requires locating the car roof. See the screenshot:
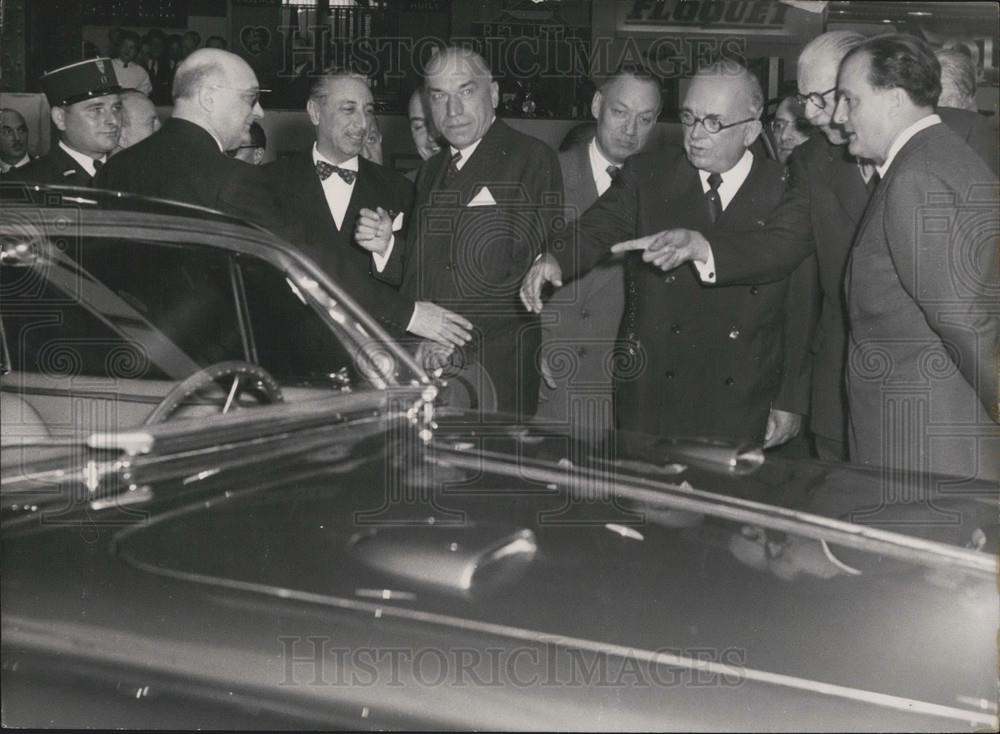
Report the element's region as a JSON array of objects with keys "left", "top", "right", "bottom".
[{"left": 0, "top": 181, "right": 267, "bottom": 232}]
